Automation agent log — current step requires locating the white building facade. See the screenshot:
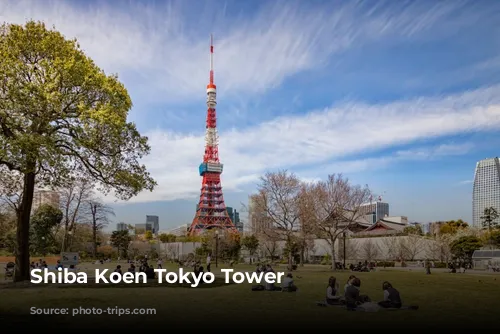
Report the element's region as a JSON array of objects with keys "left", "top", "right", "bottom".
[{"left": 473, "top": 157, "right": 500, "bottom": 228}]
